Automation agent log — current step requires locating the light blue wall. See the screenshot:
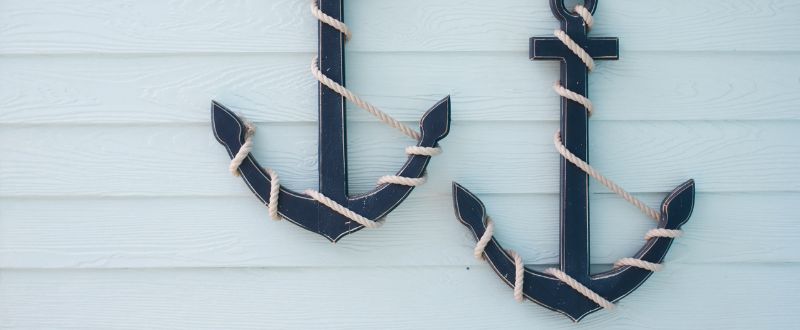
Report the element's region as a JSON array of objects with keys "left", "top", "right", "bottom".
[{"left": 0, "top": 0, "right": 798, "bottom": 328}]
